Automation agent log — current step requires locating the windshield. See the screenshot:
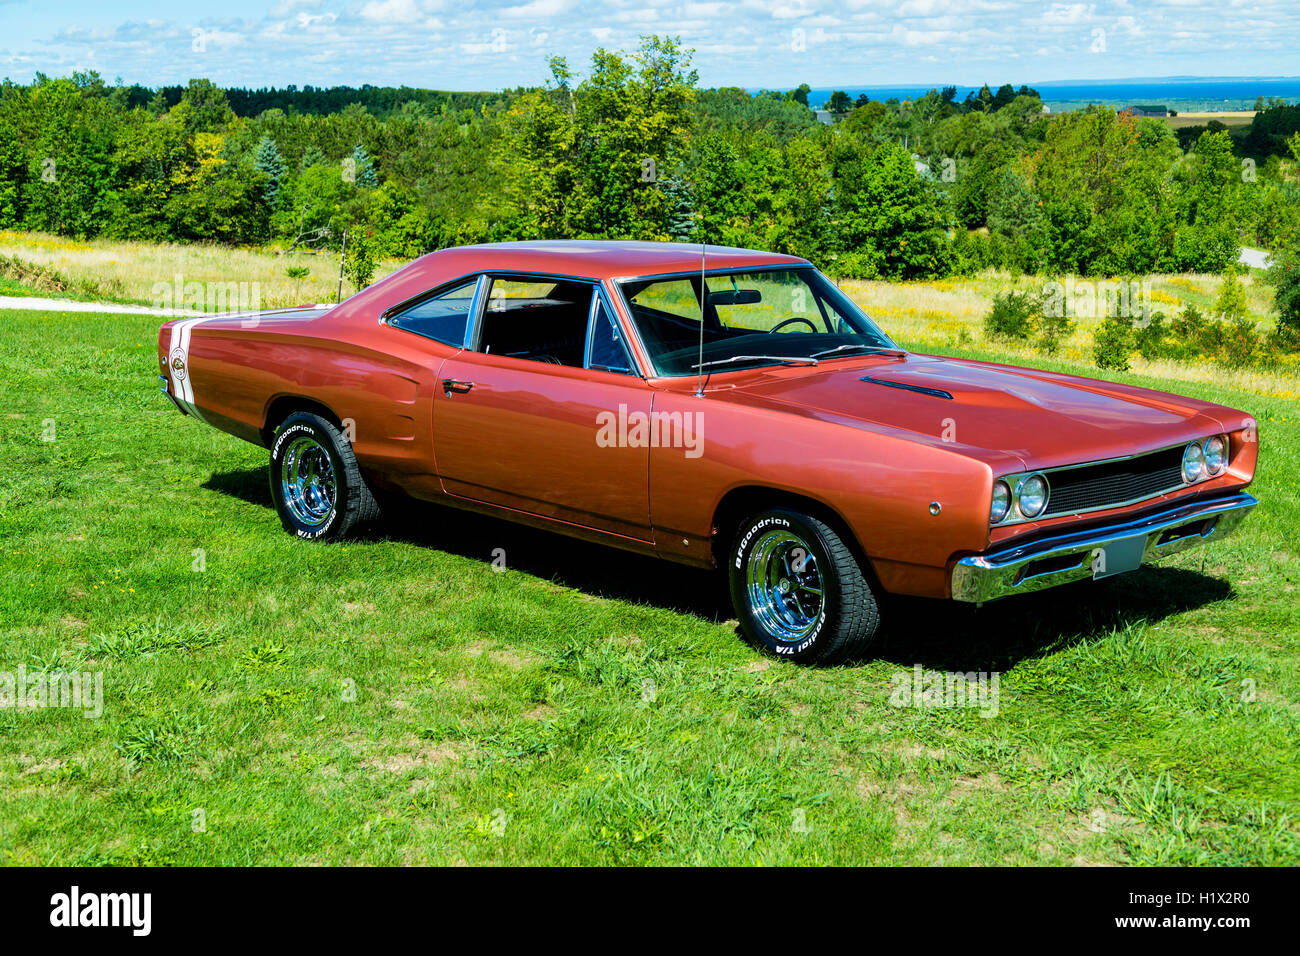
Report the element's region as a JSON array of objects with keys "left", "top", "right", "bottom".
[{"left": 616, "top": 267, "right": 900, "bottom": 376}]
